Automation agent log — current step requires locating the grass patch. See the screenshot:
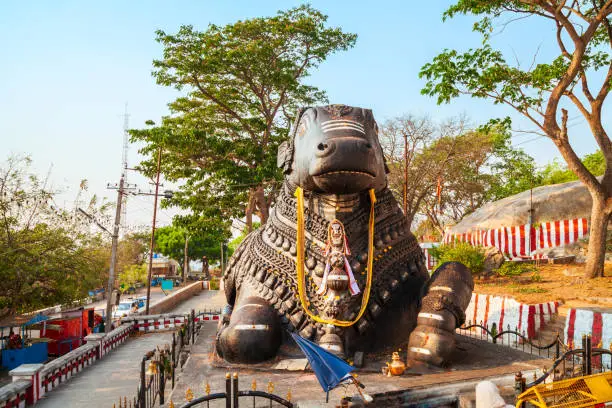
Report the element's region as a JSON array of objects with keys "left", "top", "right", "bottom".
[
  {"left": 513, "top": 286, "right": 548, "bottom": 294},
  {"left": 495, "top": 262, "right": 537, "bottom": 277}
]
